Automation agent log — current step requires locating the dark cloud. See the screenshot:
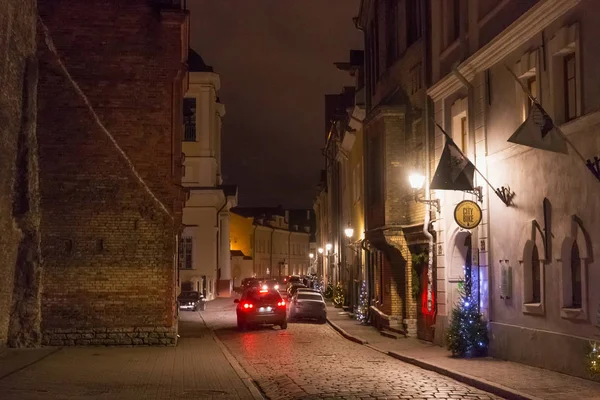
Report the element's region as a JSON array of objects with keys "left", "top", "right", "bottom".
[{"left": 188, "top": 0, "right": 362, "bottom": 208}]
